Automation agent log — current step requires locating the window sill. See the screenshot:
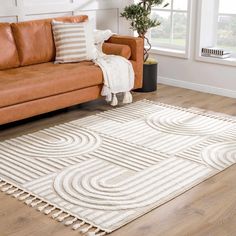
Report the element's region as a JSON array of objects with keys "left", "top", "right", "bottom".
[
  {"left": 196, "top": 55, "right": 236, "bottom": 67},
  {"left": 148, "top": 47, "right": 188, "bottom": 59}
]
